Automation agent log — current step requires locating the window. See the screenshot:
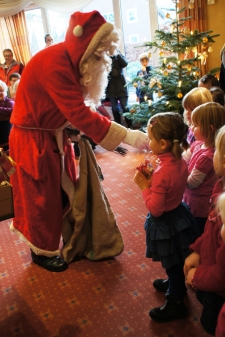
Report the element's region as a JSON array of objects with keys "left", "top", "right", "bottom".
[
  {"left": 25, "top": 9, "right": 45, "bottom": 55},
  {"left": 156, "top": 0, "right": 176, "bottom": 31},
  {"left": 47, "top": 10, "right": 70, "bottom": 44}
]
